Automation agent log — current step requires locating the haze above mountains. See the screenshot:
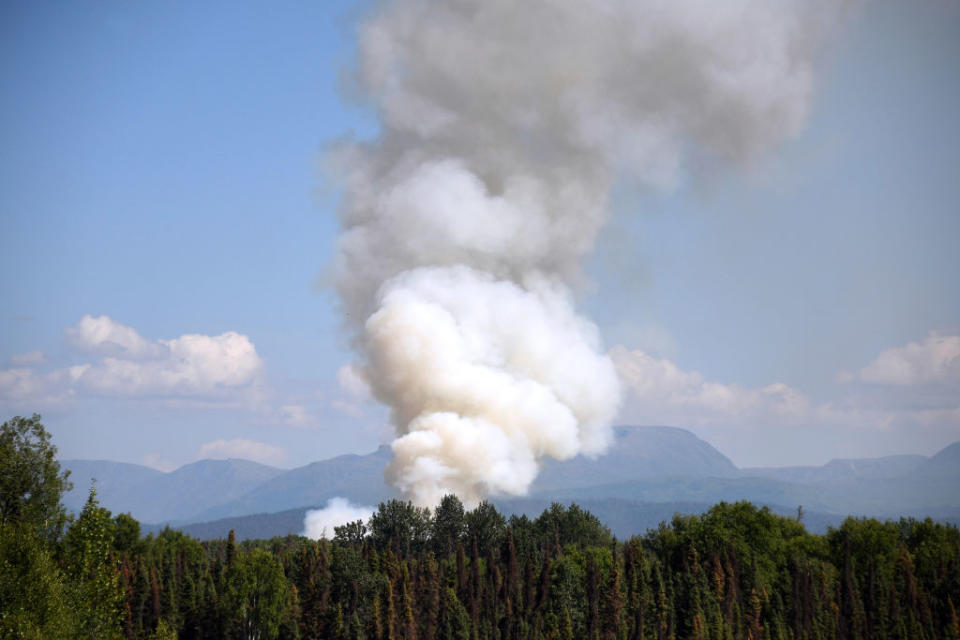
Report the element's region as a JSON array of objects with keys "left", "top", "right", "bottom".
[{"left": 61, "top": 426, "right": 960, "bottom": 540}]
